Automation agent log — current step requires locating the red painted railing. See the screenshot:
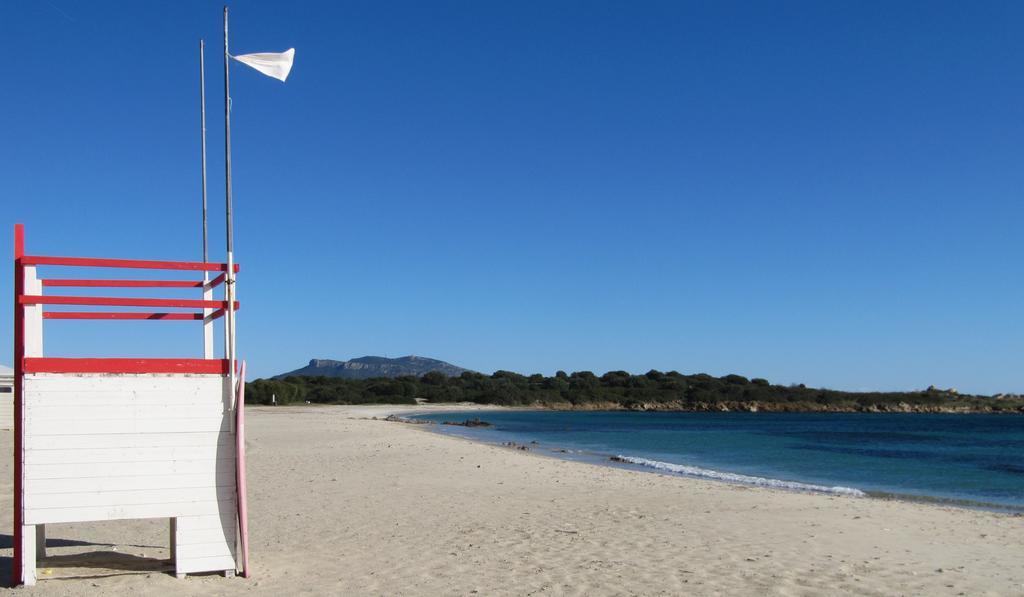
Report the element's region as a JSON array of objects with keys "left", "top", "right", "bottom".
[
  {"left": 42, "top": 279, "right": 207, "bottom": 288},
  {"left": 13, "top": 224, "right": 239, "bottom": 375},
  {"left": 22, "top": 357, "right": 231, "bottom": 375},
  {"left": 21, "top": 255, "right": 238, "bottom": 271}
]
